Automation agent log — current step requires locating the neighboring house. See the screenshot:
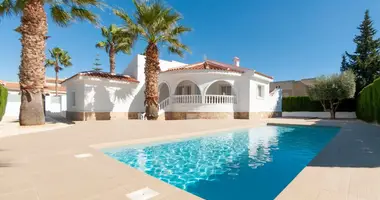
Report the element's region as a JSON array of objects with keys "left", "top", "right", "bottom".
[
  {"left": 1, "top": 78, "right": 67, "bottom": 117},
  {"left": 62, "top": 55, "right": 282, "bottom": 121},
  {"left": 270, "top": 78, "right": 316, "bottom": 97}
]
